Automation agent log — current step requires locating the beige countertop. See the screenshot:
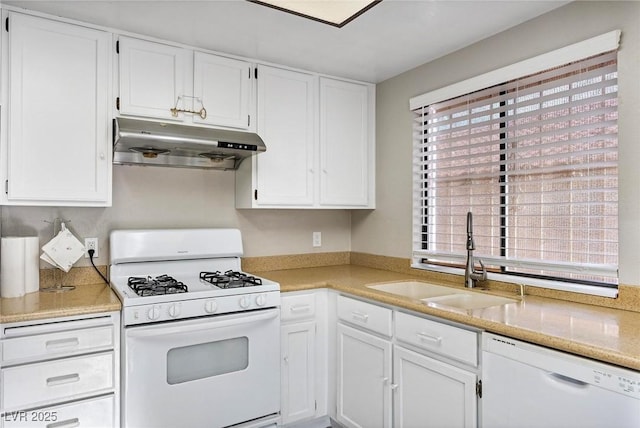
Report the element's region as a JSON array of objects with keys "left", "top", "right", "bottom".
[
  {"left": 0, "top": 283, "right": 121, "bottom": 324},
  {"left": 2, "top": 263, "right": 638, "bottom": 371},
  {"left": 257, "top": 265, "right": 640, "bottom": 371}
]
